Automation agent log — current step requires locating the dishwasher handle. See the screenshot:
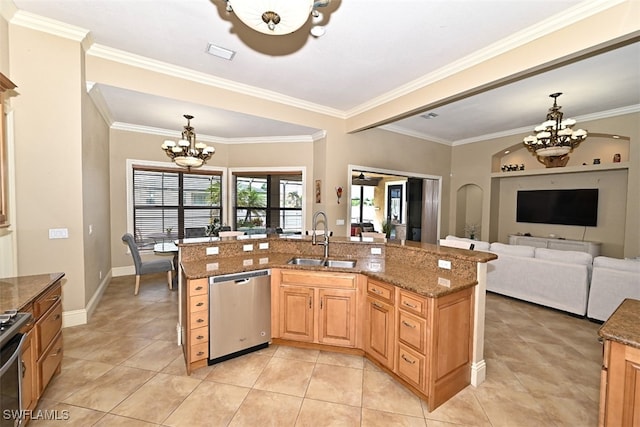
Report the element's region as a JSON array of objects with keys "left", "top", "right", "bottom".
[{"left": 210, "top": 269, "right": 271, "bottom": 285}]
